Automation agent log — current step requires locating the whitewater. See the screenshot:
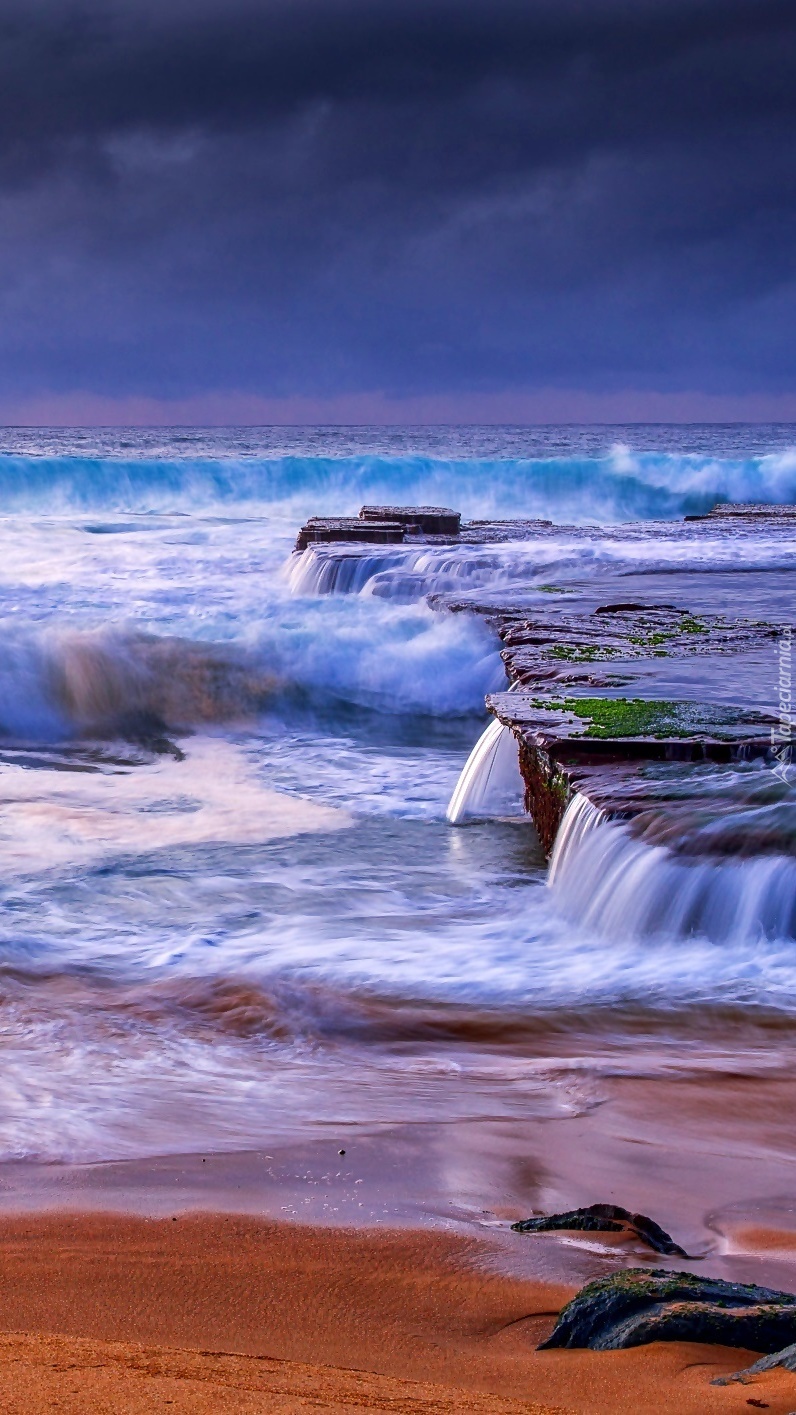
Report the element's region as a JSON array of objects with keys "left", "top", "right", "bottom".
[{"left": 0, "top": 424, "right": 794, "bottom": 1166}]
